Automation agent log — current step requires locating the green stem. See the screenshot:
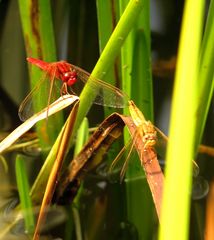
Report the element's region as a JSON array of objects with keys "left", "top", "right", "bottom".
[
  {"left": 15, "top": 155, "right": 35, "bottom": 234},
  {"left": 194, "top": 0, "right": 214, "bottom": 148},
  {"left": 159, "top": 0, "right": 205, "bottom": 239},
  {"left": 18, "top": 0, "right": 63, "bottom": 147},
  {"left": 73, "top": 0, "right": 143, "bottom": 134},
  {"left": 120, "top": 1, "right": 154, "bottom": 239}
]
